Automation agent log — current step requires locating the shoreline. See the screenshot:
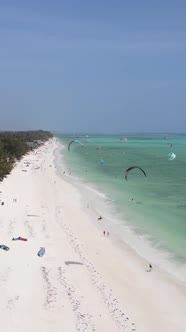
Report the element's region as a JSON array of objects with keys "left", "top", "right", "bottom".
[
  {"left": 53, "top": 138, "right": 186, "bottom": 331},
  {"left": 55, "top": 138, "right": 186, "bottom": 283},
  {"left": 0, "top": 137, "right": 185, "bottom": 332}
]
